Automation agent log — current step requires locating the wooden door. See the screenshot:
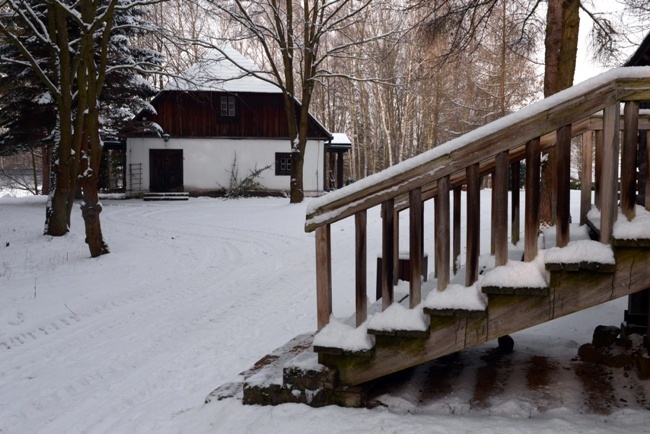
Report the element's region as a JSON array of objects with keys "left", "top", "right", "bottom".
[{"left": 149, "top": 149, "right": 183, "bottom": 192}]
